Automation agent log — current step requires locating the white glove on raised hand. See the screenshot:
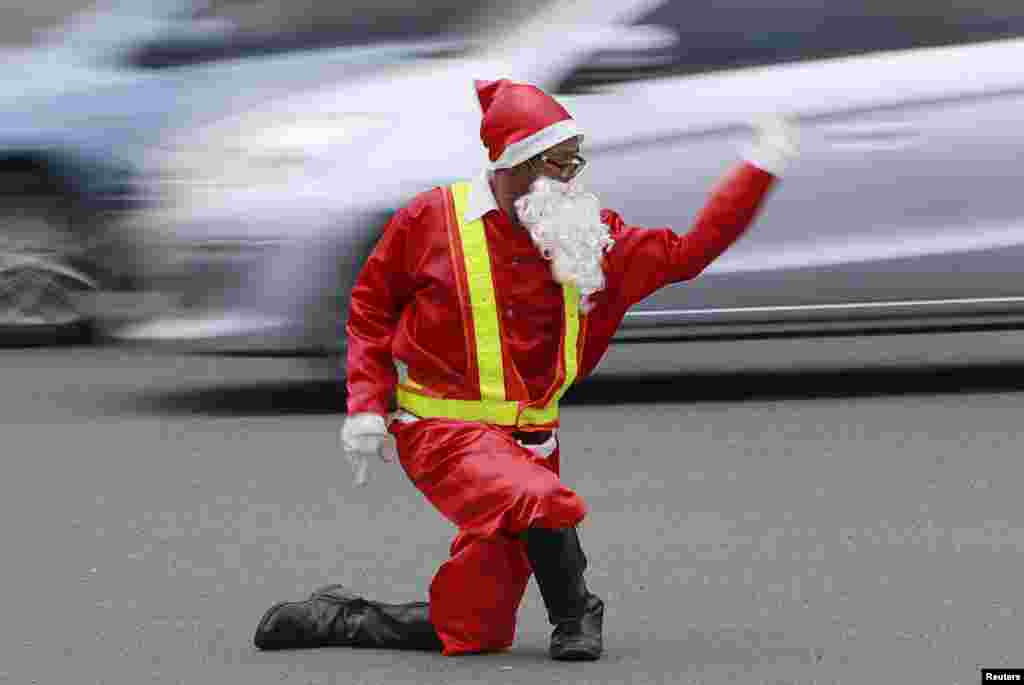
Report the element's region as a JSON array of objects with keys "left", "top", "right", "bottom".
[
  {"left": 744, "top": 114, "right": 801, "bottom": 176},
  {"left": 340, "top": 413, "right": 397, "bottom": 487}
]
